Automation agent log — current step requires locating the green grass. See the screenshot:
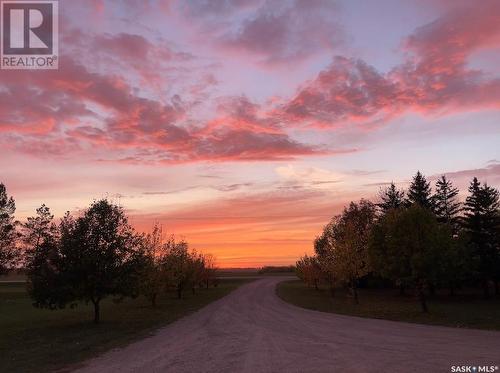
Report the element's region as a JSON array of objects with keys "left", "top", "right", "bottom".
[
  {"left": 276, "top": 279, "right": 500, "bottom": 331},
  {"left": 0, "top": 279, "right": 252, "bottom": 373}
]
